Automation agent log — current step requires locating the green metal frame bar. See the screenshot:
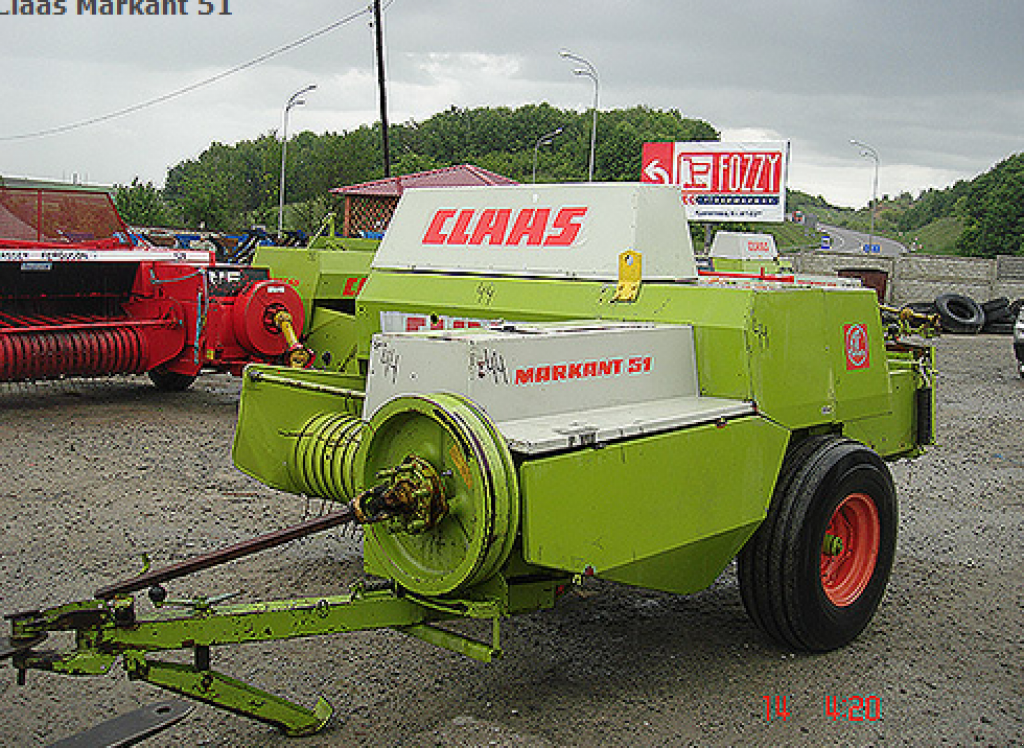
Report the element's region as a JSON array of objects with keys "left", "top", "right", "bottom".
[
  {"left": 104, "top": 591, "right": 431, "bottom": 651},
  {"left": 8, "top": 584, "right": 511, "bottom": 736},
  {"left": 122, "top": 653, "right": 334, "bottom": 737}
]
